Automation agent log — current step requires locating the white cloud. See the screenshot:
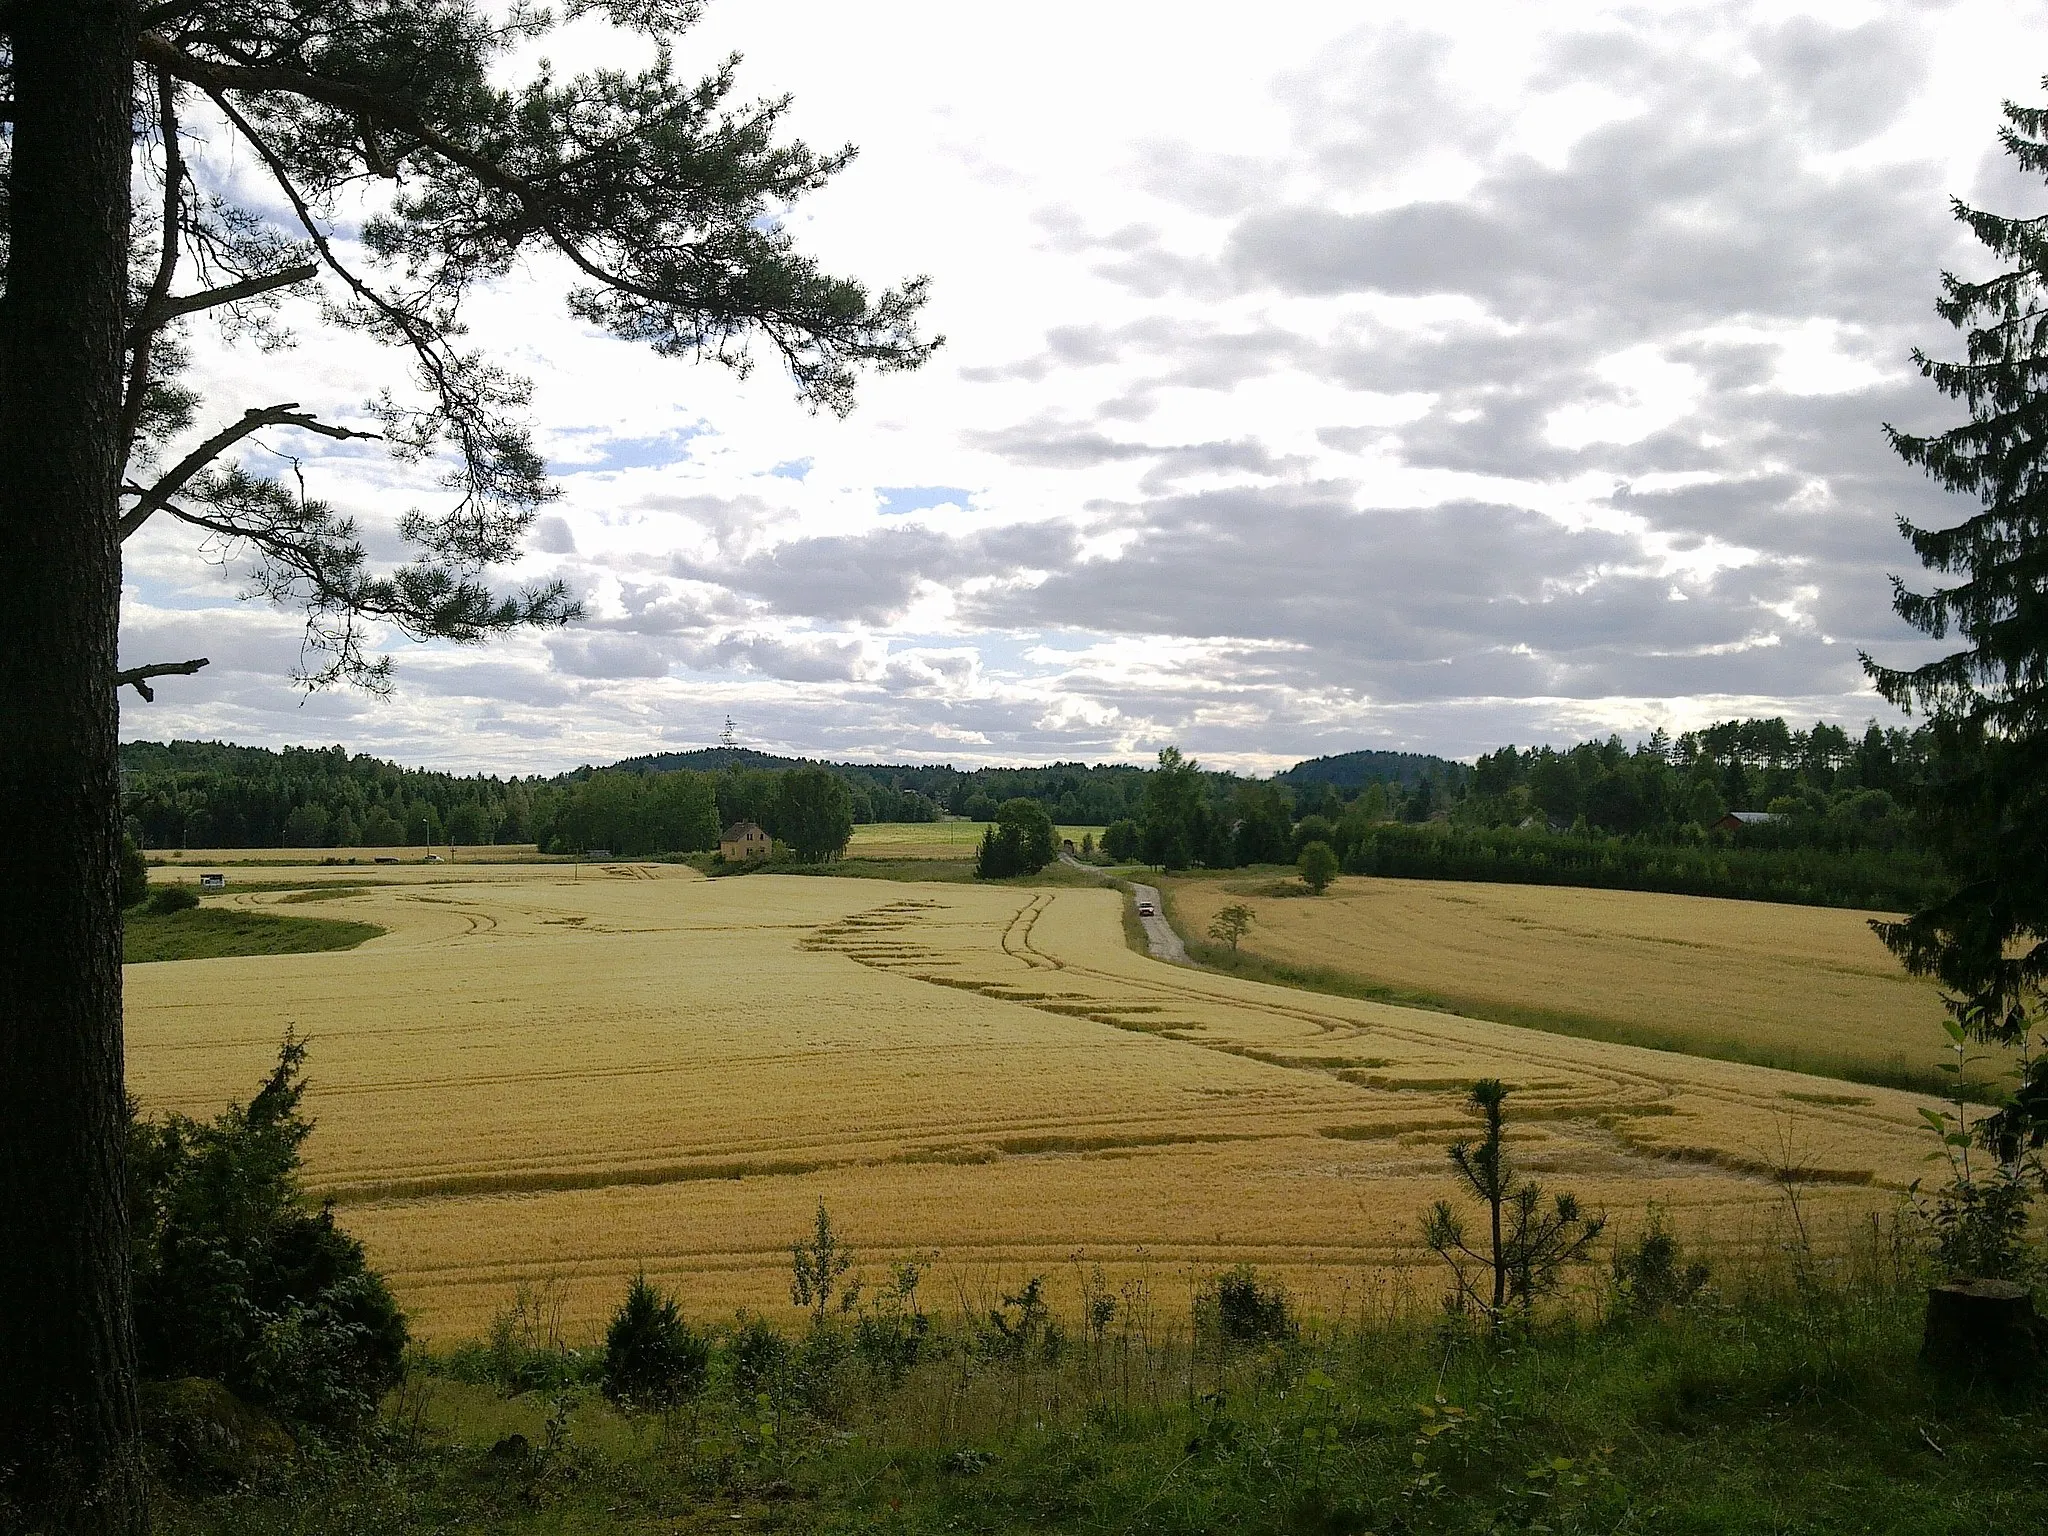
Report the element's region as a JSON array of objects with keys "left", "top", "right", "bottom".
[{"left": 119, "top": 0, "right": 2039, "bottom": 770}]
